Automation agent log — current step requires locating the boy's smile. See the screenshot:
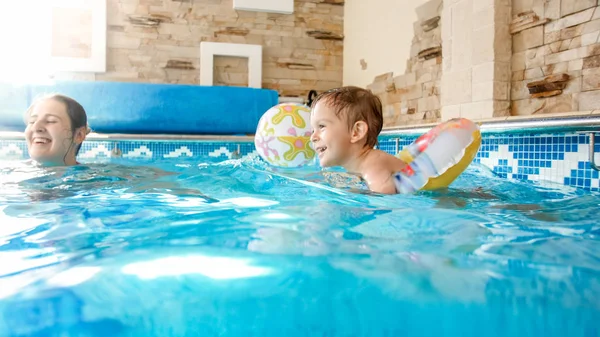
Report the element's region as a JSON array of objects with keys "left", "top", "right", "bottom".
[{"left": 310, "top": 100, "right": 352, "bottom": 167}]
